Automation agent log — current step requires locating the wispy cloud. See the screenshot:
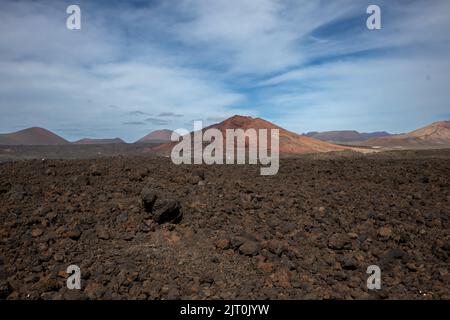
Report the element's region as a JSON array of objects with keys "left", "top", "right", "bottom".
[
  {"left": 123, "top": 121, "right": 146, "bottom": 126},
  {"left": 128, "top": 110, "right": 151, "bottom": 116},
  {"left": 158, "top": 112, "right": 182, "bottom": 117},
  {"left": 0, "top": 0, "right": 449, "bottom": 141},
  {"left": 145, "top": 118, "right": 169, "bottom": 126}
]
